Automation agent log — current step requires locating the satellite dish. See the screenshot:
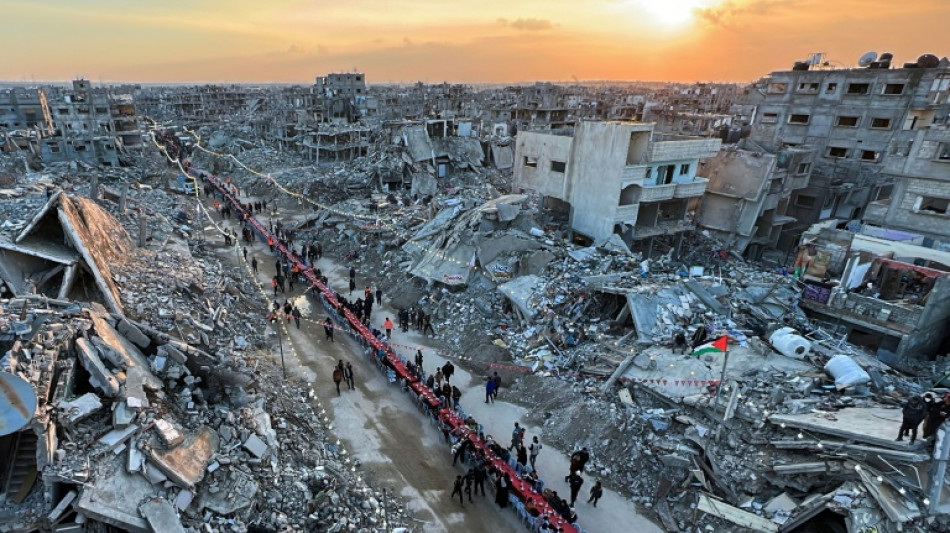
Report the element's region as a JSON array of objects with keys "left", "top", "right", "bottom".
[
  {"left": 858, "top": 51, "right": 878, "bottom": 67},
  {"left": 0, "top": 372, "right": 38, "bottom": 437},
  {"left": 918, "top": 54, "right": 940, "bottom": 68}
]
